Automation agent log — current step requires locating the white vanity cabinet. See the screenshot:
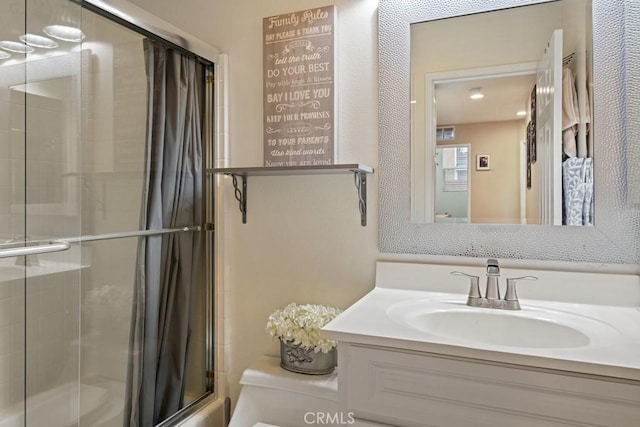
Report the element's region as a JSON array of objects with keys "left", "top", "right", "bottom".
[
  {"left": 338, "top": 342, "right": 640, "bottom": 427},
  {"left": 323, "top": 261, "right": 640, "bottom": 426}
]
